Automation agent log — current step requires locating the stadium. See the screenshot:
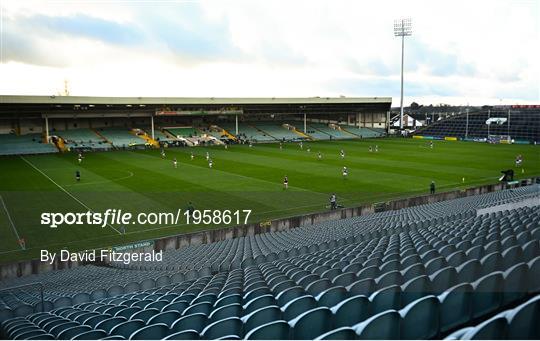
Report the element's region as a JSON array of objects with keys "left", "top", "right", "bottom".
[{"left": 1, "top": 1, "right": 539, "bottom": 340}]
